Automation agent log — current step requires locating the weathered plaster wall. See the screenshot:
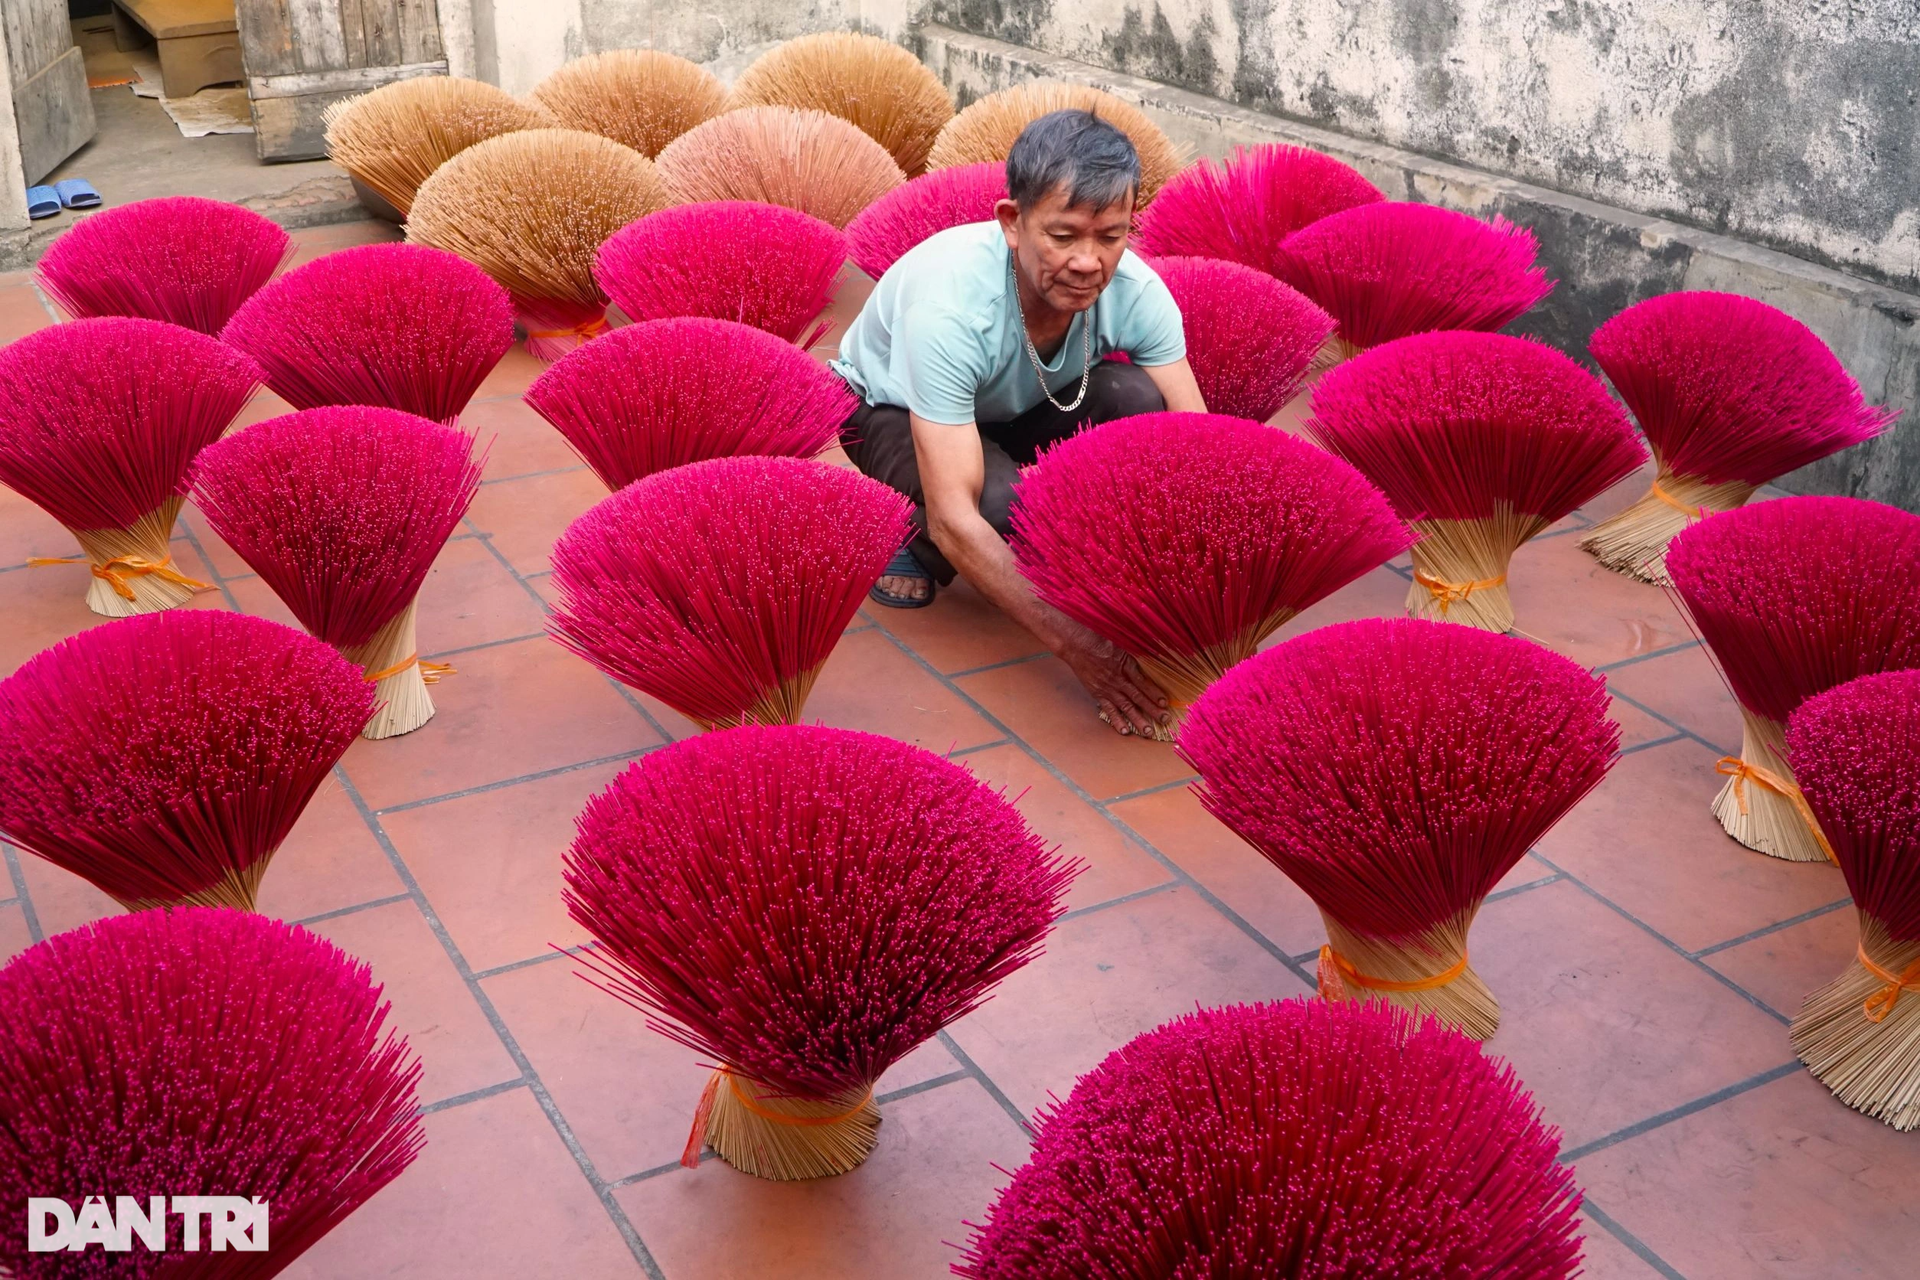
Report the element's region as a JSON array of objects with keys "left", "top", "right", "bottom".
[{"left": 925, "top": 0, "right": 1920, "bottom": 293}]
